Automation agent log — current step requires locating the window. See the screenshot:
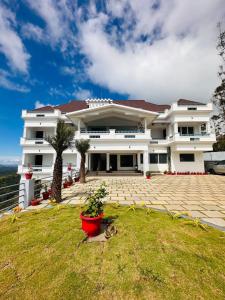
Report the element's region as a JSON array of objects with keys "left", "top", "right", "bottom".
[
  {"left": 188, "top": 107, "right": 197, "bottom": 110},
  {"left": 36, "top": 131, "right": 43, "bottom": 139},
  {"left": 149, "top": 153, "right": 167, "bottom": 164},
  {"left": 178, "top": 127, "right": 194, "bottom": 135},
  {"left": 120, "top": 155, "right": 133, "bottom": 167},
  {"left": 149, "top": 154, "right": 158, "bottom": 164},
  {"left": 140, "top": 153, "right": 143, "bottom": 164},
  {"left": 34, "top": 155, "right": 43, "bottom": 166},
  {"left": 180, "top": 153, "right": 195, "bottom": 162},
  {"left": 159, "top": 153, "right": 167, "bottom": 163}
]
